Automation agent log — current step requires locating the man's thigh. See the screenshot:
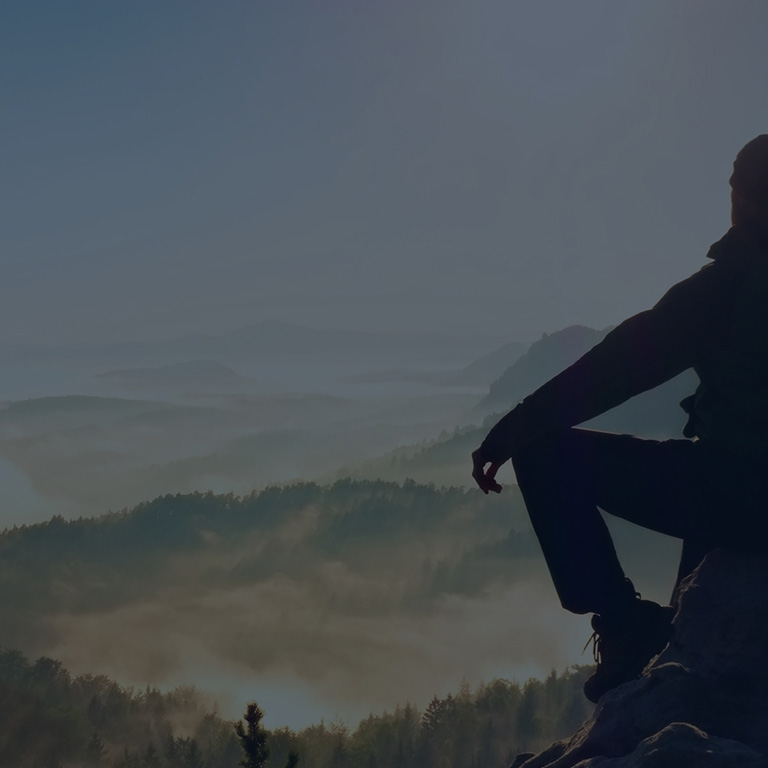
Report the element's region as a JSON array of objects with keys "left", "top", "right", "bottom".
[{"left": 535, "top": 428, "right": 768, "bottom": 546}]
